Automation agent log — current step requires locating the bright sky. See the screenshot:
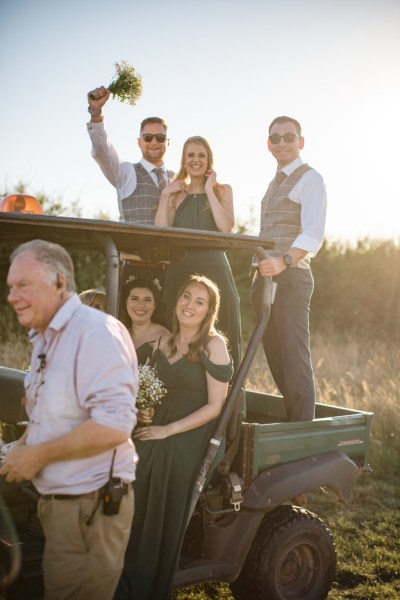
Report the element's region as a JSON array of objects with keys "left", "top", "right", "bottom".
[{"left": 1, "top": 0, "right": 399, "bottom": 242}]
